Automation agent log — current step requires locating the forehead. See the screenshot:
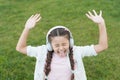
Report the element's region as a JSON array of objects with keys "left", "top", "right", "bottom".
[{"left": 51, "top": 36, "right": 69, "bottom": 44}]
